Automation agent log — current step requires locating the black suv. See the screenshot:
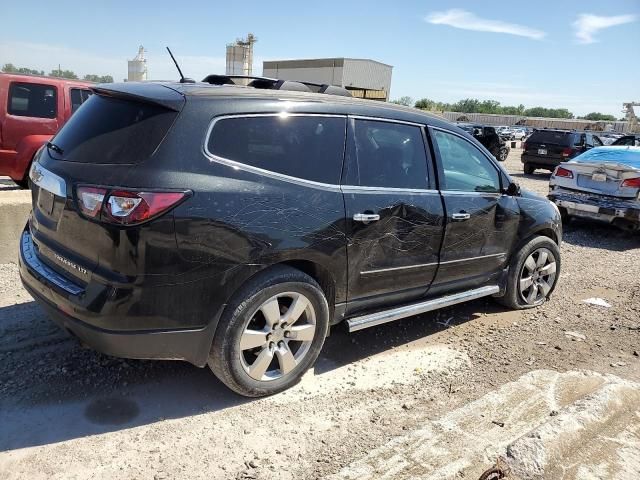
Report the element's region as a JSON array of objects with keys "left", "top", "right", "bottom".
[
  {"left": 521, "top": 129, "right": 603, "bottom": 174},
  {"left": 456, "top": 123, "right": 509, "bottom": 161},
  {"left": 20, "top": 79, "right": 562, "bottom": 396}
]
